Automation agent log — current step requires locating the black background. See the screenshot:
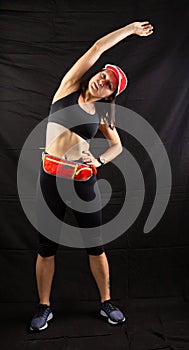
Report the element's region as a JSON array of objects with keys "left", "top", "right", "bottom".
[{"left": 1, "top": 1, "right": 189, "bottom": 349}]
